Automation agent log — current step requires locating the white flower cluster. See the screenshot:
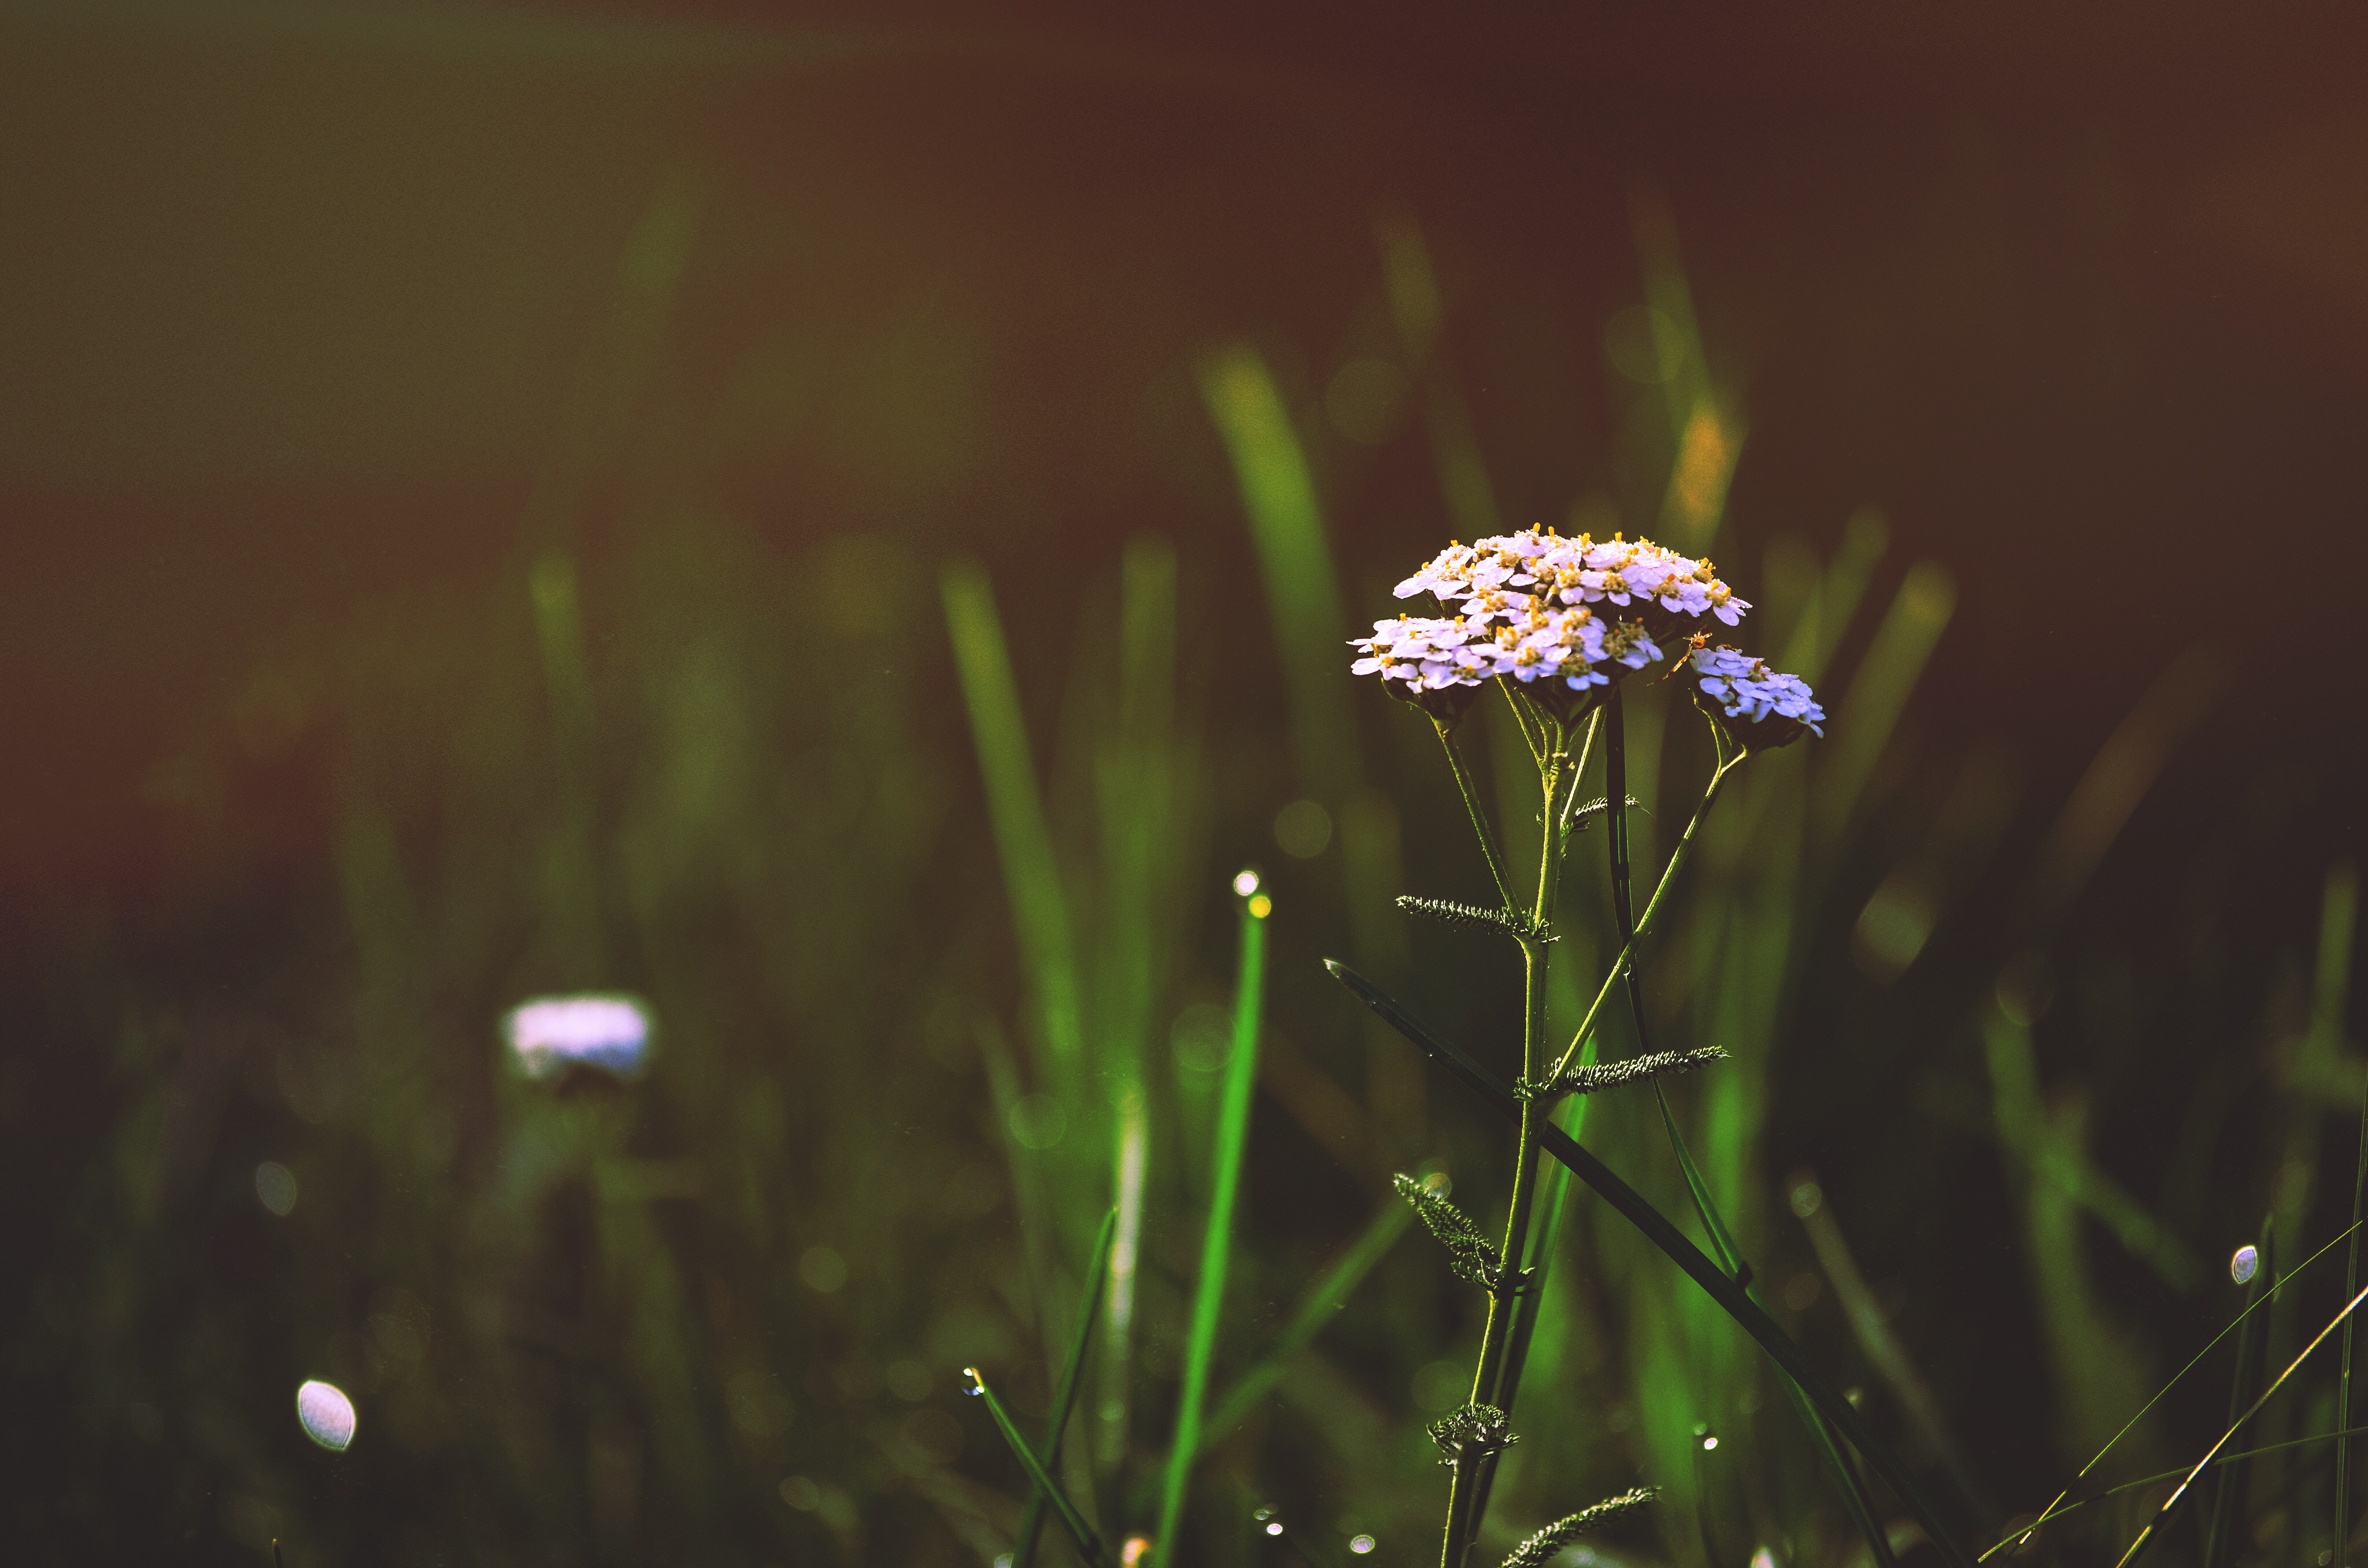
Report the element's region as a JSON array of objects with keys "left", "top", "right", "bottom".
[
  {"left": 1350, "top": 527, "right": 1749, "bottom": 720},
  {"left": 1393, "top": 528, "right": 1750, "bottom": 630},
  {"left": 1689, "top": 643, "right": 1825, "bottom": 749}
]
